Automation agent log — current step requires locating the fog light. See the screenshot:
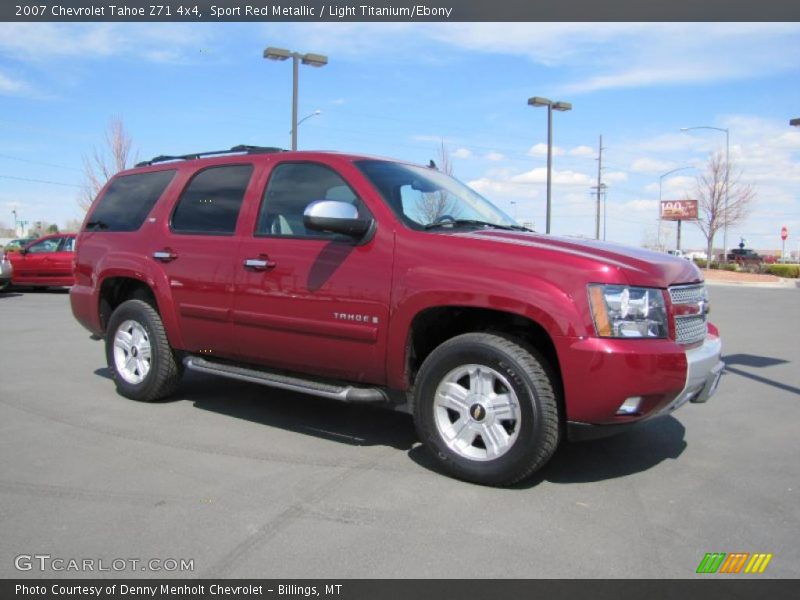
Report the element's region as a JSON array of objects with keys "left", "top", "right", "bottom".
[{"left": 617, "top": 396, "right": 642, "bottom": 415}]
